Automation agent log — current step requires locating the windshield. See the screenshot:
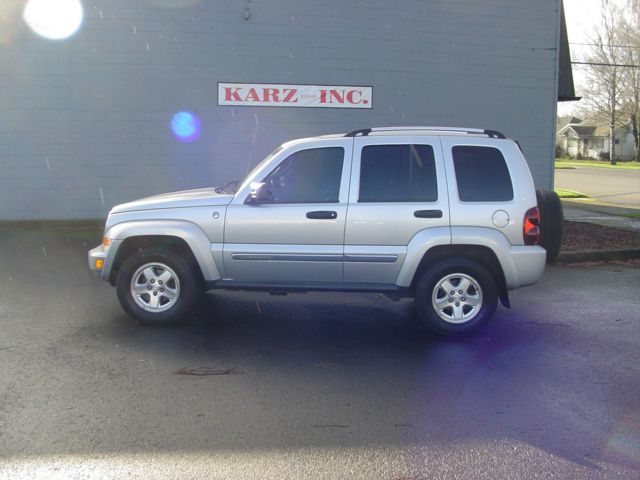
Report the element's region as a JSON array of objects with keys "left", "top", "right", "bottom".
[{"left": 235, "top": 146, "right": 284, "bottom": 193}]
